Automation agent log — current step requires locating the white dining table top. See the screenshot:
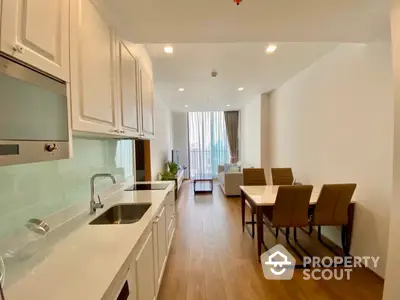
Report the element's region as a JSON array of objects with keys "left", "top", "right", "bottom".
[{"left": 240, "top": 185, "right": 357, "bottom": 206}]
